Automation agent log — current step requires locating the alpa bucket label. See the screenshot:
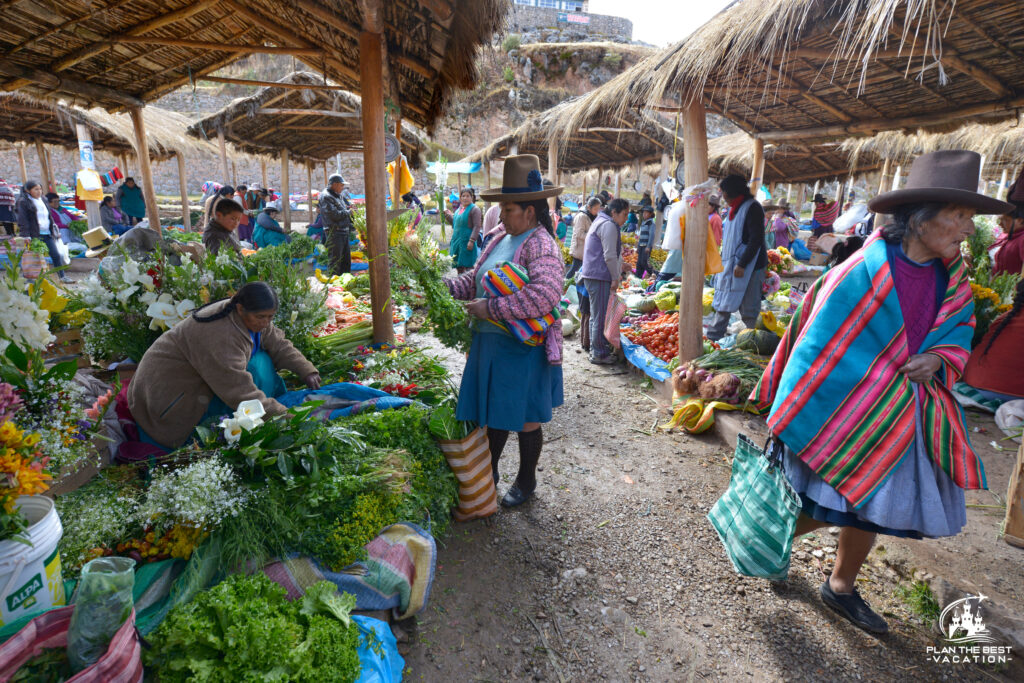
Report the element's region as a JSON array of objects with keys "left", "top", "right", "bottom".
[{"left": 1, "top": 541, "right": 66, "bottom": 626}]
